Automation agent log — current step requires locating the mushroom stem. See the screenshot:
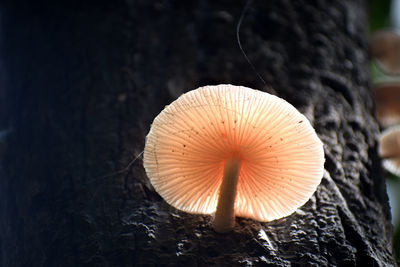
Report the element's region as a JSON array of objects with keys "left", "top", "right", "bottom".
[{"left": 213, "top": 157, "right": 241, "bottom": 233}]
